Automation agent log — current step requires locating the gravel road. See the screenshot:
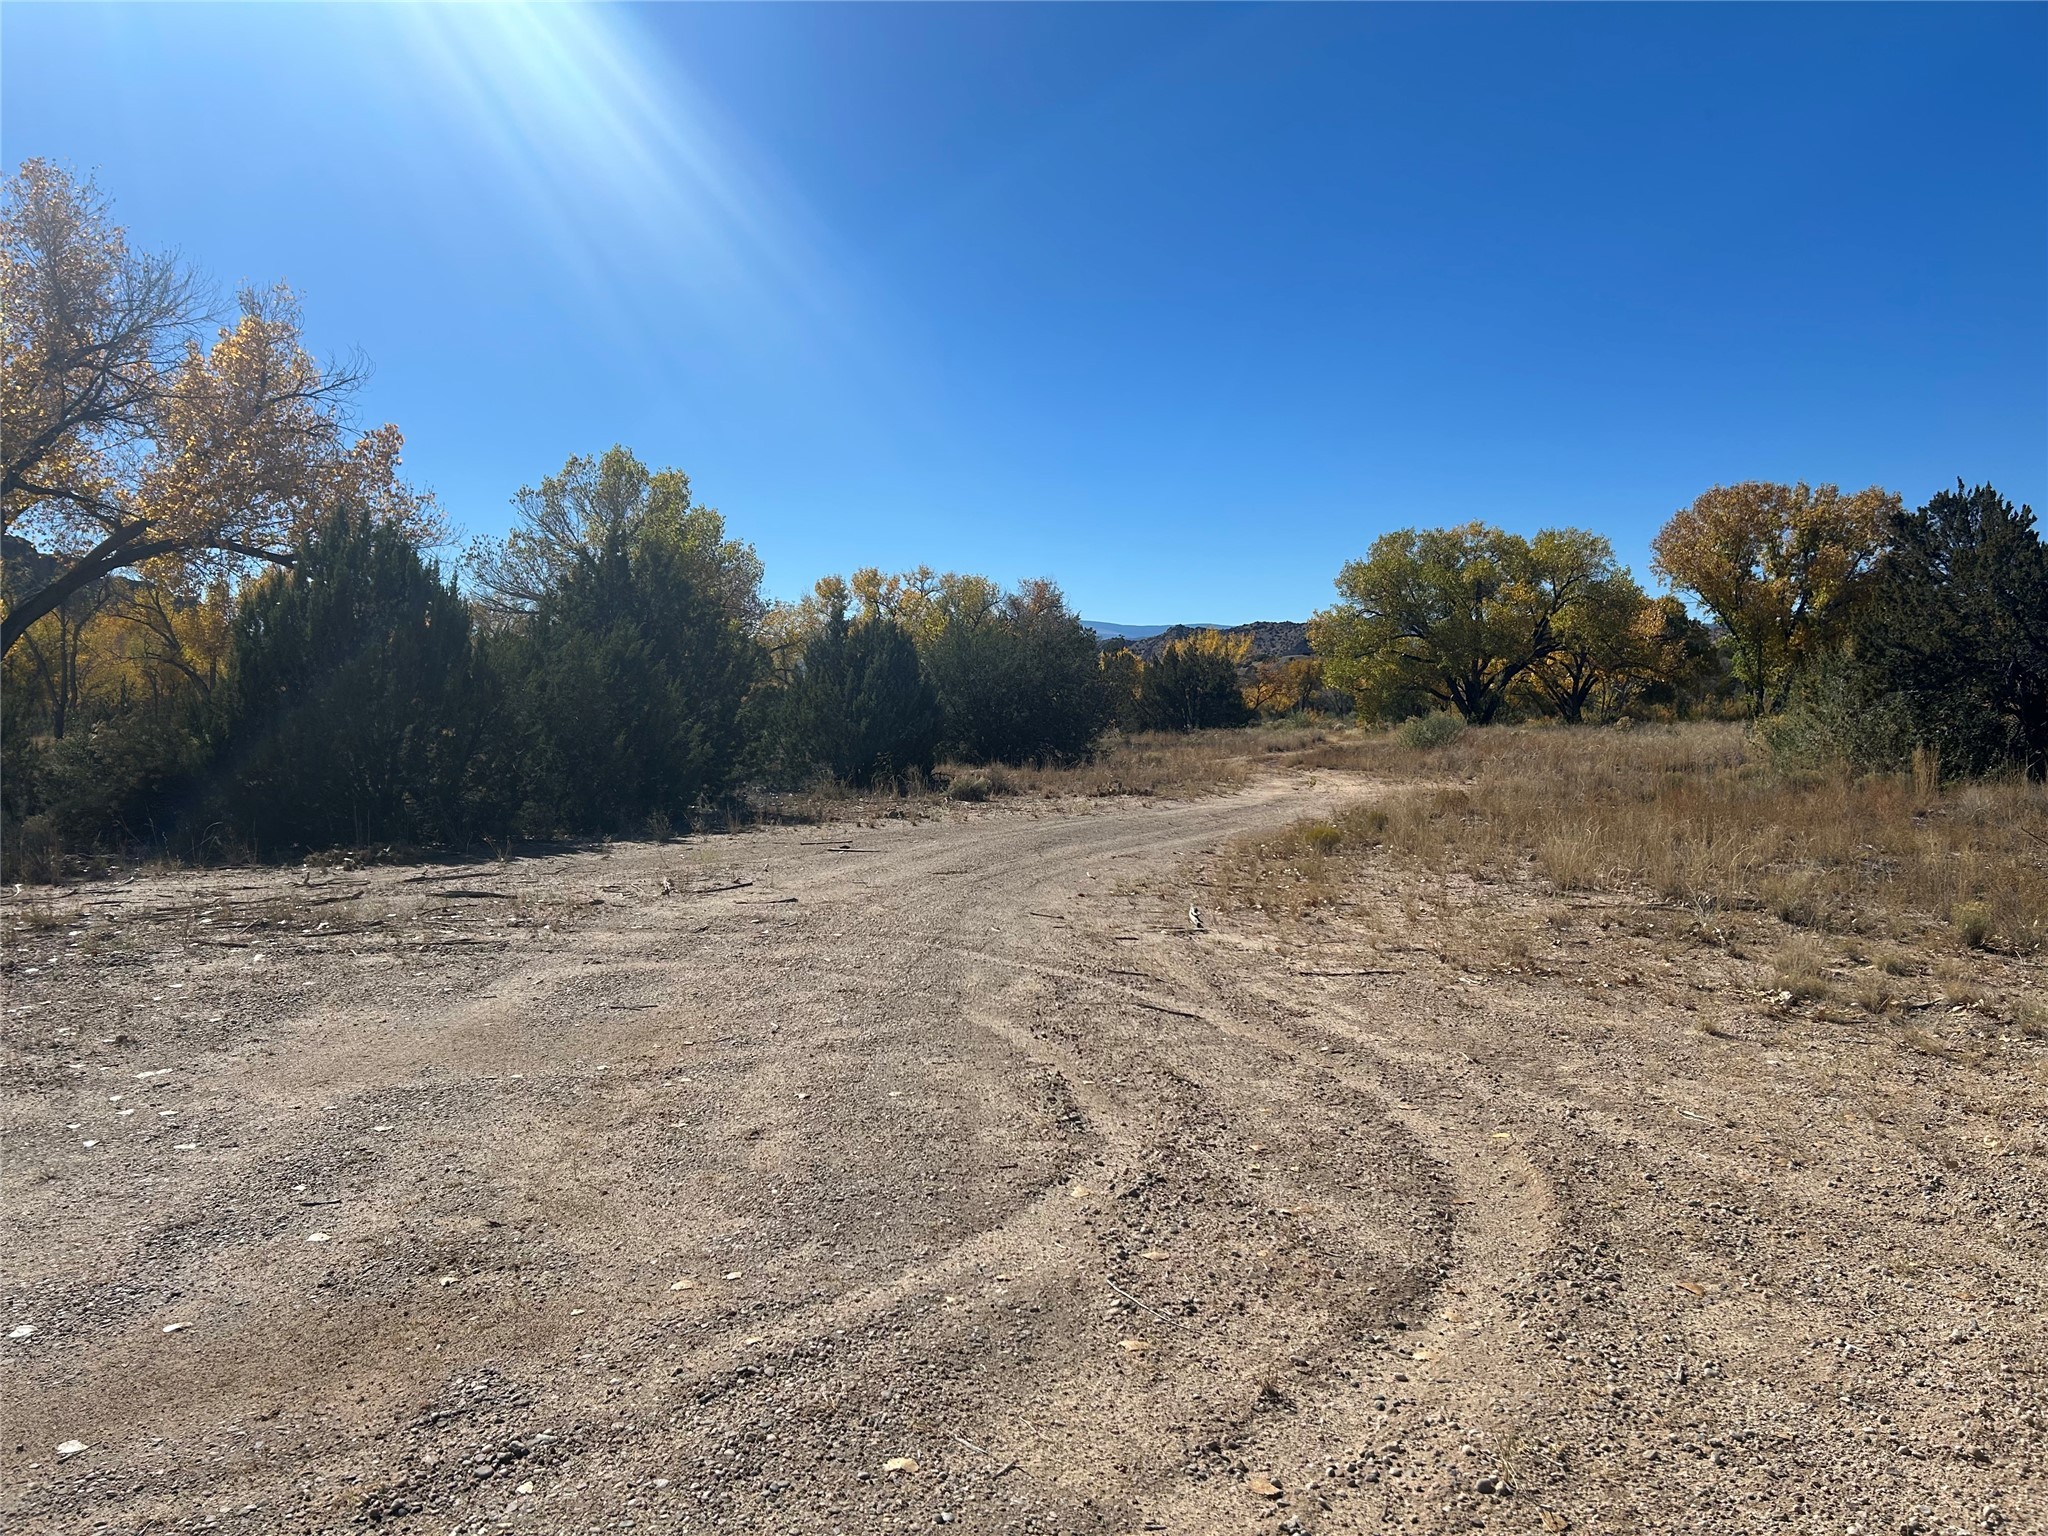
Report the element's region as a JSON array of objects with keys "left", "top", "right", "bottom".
[{"left": 3, "top": 778, "right": 2040, "bottom": 1534}]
